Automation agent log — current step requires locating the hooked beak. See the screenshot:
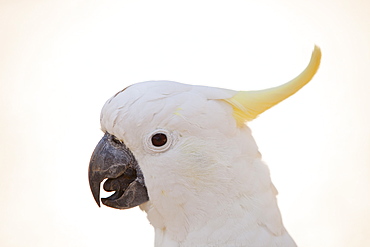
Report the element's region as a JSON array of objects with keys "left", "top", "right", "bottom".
[{"left": 88, "top": 133, "right": 149, "bottom": 209}]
